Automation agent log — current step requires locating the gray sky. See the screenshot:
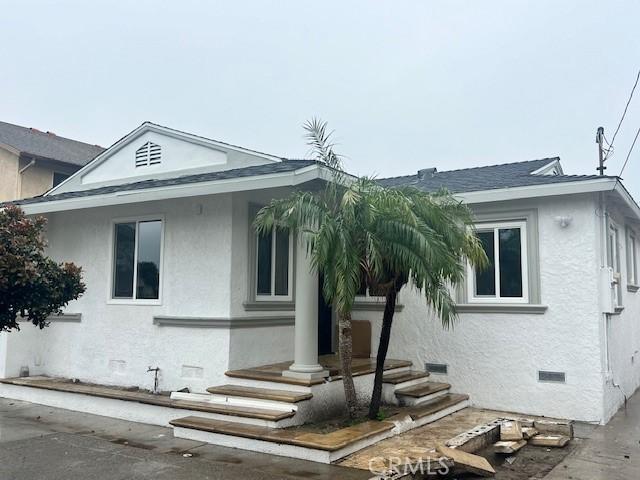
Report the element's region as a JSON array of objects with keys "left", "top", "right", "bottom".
[{"left": 1, "top": 1, "right": 639, "bottom": 198}]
